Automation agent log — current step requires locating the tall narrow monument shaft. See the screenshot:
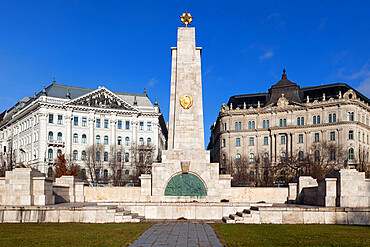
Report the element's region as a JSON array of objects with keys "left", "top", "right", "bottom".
[{"left": 168, "top": 27, "right": 204, "bottom": 151}]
